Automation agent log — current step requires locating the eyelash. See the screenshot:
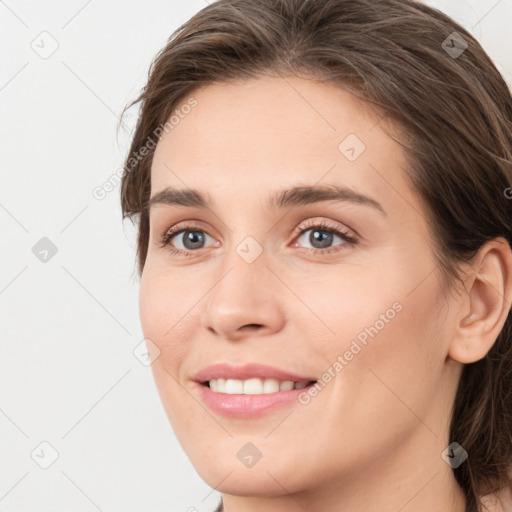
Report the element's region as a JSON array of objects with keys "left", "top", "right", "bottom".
[{"left": 158, "top": 220, "right": 358, "bottom": 257}]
